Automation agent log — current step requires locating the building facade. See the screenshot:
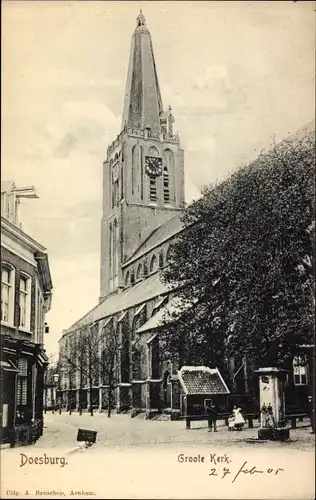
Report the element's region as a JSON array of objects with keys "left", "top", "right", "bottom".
[
  {"left": 1, "top": 181, "right": 53, "bottom": 446},
  {"left": 58, "top": 12, "right": 313, "bottom": 418}
]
